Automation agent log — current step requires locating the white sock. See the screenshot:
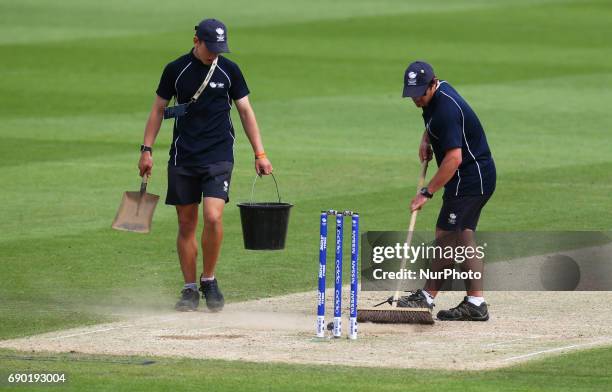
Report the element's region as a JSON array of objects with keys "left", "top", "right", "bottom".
[
  {"left": 200, "top": 276, "right": 215, "bottom": 283},
  {"left": 422, "top": 290, "right": 435, "bottom": 305},
  {"left": 467, "top": 296, "right": 485, "bottom": 306},
  {"left": 184, "top": 283, "right": 198, "bottom": 291}
]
